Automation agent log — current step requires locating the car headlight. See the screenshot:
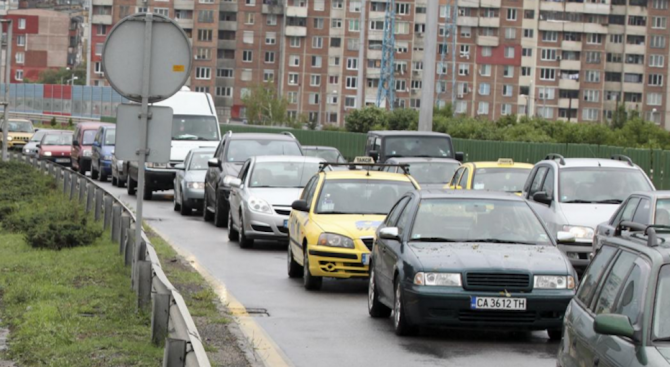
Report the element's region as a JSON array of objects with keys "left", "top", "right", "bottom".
[
  {"left": 187, "top": 182, "right": 205, "bottom": 189},
  {"left": 43, "top": 151, "right": 52, "bottom": 156},
  {"left": 146, "top": 162, "right": 168, "bottom": 169},
  {"left": 7, "top": 136, "right": 12, "bottom": 141},
  {"left": 534, "top": 275, "right": 575, "bottom": 290},
  {"left": 103, "top": 155, "right": 113, "bottom": 161},
  {"left": 317, "top": 233, "right": 354, "bottom": 248},
  {"left": 414, "top": 272, "right": 462, "bottom": 287},
  {"left": 23, "top": 148, "right": 29, "bottom": 153},
  {"left": 248, "top": 196, "right": 273, "bottom": 214},
  {"left": 562, "top": 225, "right": 594, "bottom": 241}
]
